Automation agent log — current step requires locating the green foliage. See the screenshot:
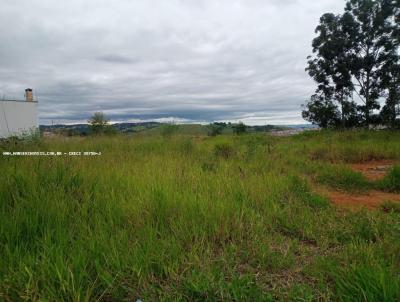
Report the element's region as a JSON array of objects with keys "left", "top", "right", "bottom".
[
  {"left": 307, "top": 130, "right": 400, "bottom": 163},
  {"left": 378, "top": 165, "right": 400, "bottom": 193},
  {"left": 88, "top": 112, "right": 110, "bottom": 135},
  {"left": 213, "top": 142, "right": 235, "bottom": 159},
  {"left": 304, "top": 0, "right": 399, "bottom": 128},
  {"left": 380, "top": 201, "right": 400, "bottom": 214},
  {"left": 332, "top": 265, "right": 400, "bottom": 302},
  {"left": 182, "top": 273, "right": 273, "bottom": 302},
  {"left": 232, "top": 122, "right": 247, "bottom": 135},
  {"left": 160, "top": 123, "right": 179, "bottom": 138},
  {"left": 207, "top": 123, "right": 224, "bottom": 136},
  {"left": 302, "top": 94, "right": 341, "bottom": 128},
  {"left": 289, "top": 175, "right": 330, "bottom": 209},
  {"left": 316, "top": 165, "right": 370, "bottom": 192},
  {"left": 1, "top": 131, "right": 400, "bottom": 300}
]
